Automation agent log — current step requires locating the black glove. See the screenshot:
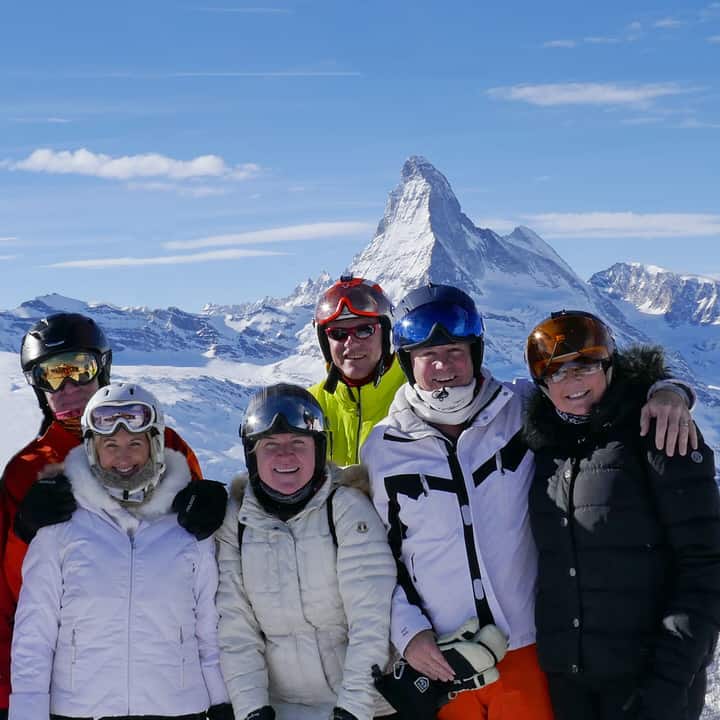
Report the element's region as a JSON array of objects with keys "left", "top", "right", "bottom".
[
  {"left": 0, "top": 707, "right": 8, "bottom": 719},
  {"left": 622, "top": 681, "right": 687, "bottom": 720},
  {"left": 244, "top": 707, "right": 275, "bottom": 720},
  {"left": 331, "top": 708, "right": 359, "bottom": 720},
  {"left": 208, "top": 703, "right": 235, "bottom": 720},
  {"left": 172, "top": 479, "right": 228, "bottom": 540},
  {"left": 13, "top": 474, "right": 77, "bottom": 544}
]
